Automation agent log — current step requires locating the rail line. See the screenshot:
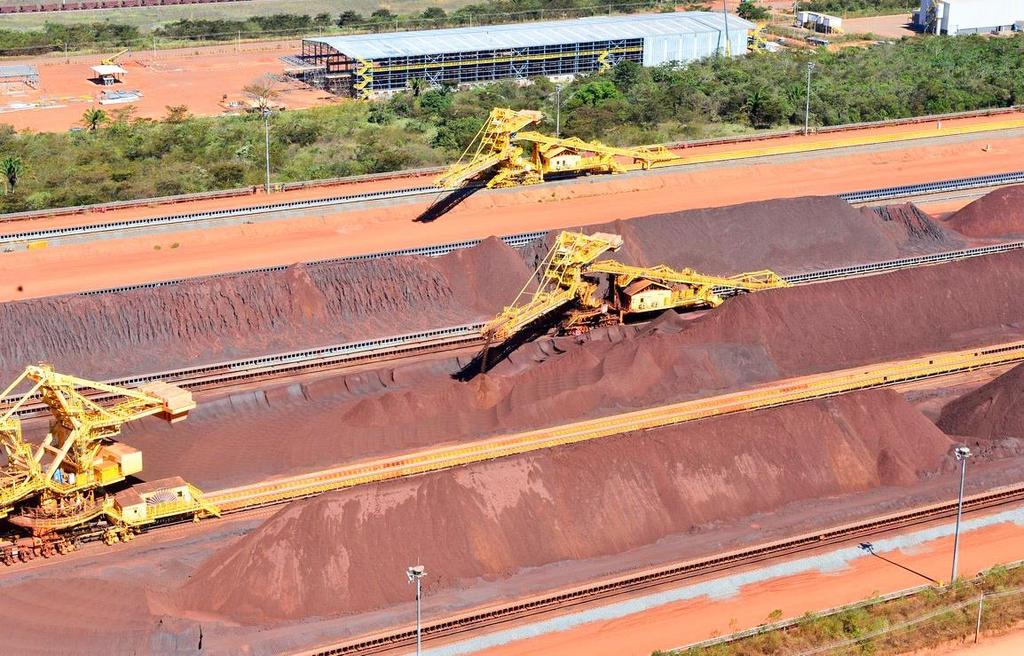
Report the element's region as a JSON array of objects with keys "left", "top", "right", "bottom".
[
  {"left": 7, "top": 237, "right": 1022, "bottom": 419},
  {"left": 2, "top": 157, "right": 1022, "bottom": 249},
  {"left": 299, "top": 482, "right": 1024, "bottom": 655},
  {"left": 204, "top": 339, "right": 1024, "bottom": 513}
]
